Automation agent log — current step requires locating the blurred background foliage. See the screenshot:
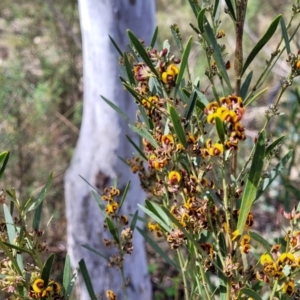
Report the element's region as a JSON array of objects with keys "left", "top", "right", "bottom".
[{"left": 0, "top": 0, "right": 300, "bottom": 298}]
